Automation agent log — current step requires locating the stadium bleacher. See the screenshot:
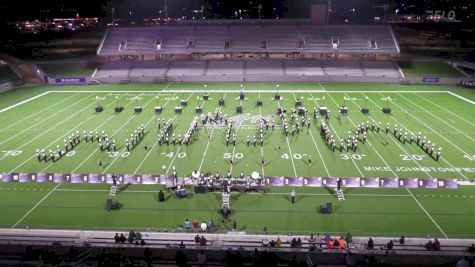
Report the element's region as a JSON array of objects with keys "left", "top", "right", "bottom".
[{"left": 98, "top": 24, "right": 399, "bottom": 55}]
